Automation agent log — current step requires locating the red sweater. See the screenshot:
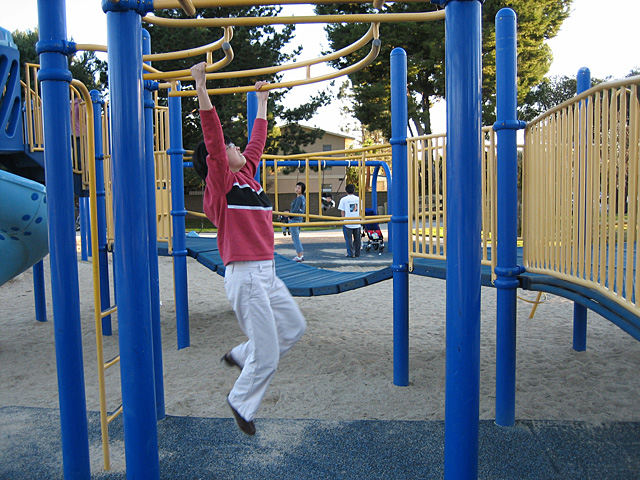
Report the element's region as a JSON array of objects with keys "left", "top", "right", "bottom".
[{"left": 200, "top": 108, "right": 274, "bottom": 265}]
